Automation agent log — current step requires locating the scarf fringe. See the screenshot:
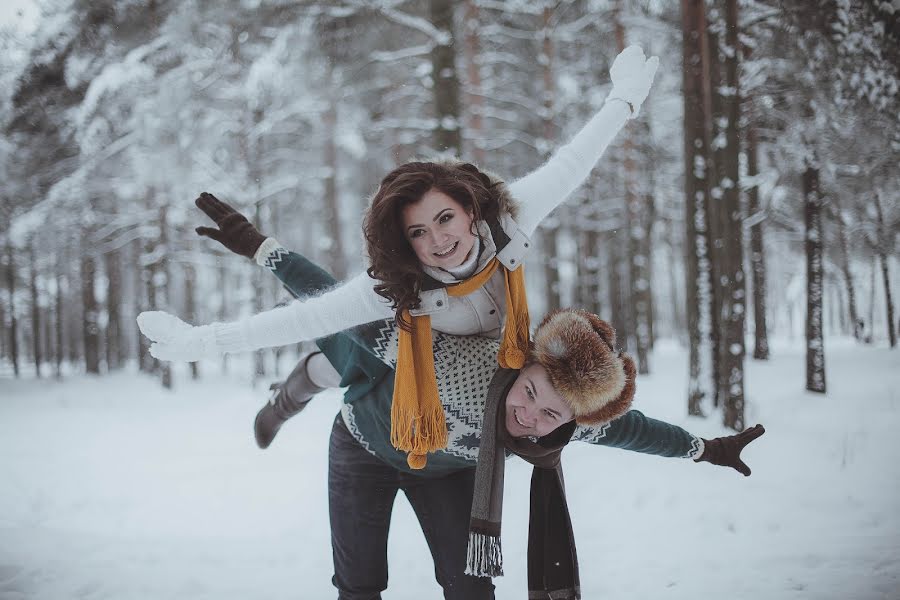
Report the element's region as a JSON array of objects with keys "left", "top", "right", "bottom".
[
  {"left": 389, "top": 403, "right": 448, "bottom": 453},
  {"left": 465, "top": 531, "right": 504, "bottom": 578}
]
